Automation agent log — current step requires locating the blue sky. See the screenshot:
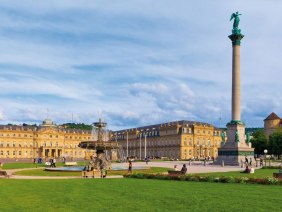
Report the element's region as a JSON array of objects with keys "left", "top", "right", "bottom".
[{"left": 0, "top": 0, "right": 282, "bottom": 130}]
